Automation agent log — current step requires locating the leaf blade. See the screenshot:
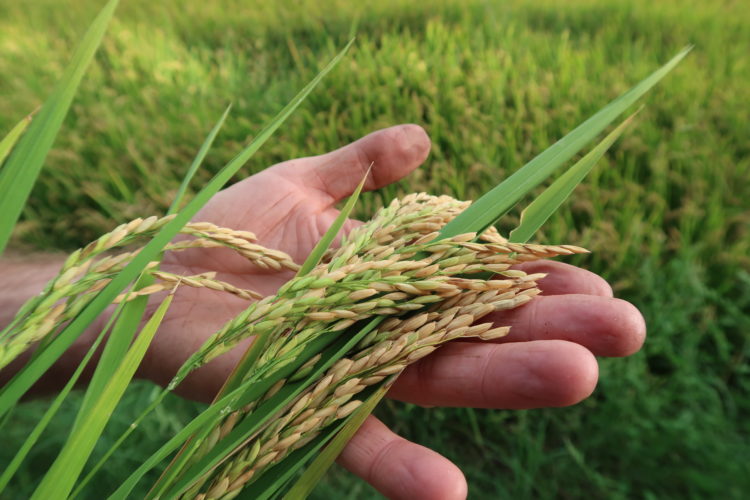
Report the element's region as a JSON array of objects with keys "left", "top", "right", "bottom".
[
  {"left": 31, "top": 291, "right": 174, "bottom": 500},
  {"left": 509, "top": 111, "right": 639, "bottom": 244},
  {"left": 0, "top": 114, "right": 32, "bottom": 168},
  {"left": 298, "top": 165, "right": 370, "bottom": 276},
  {"left": 440, "top": 46, "right": 691, "bottom": 239},
  {"left": 168, "top": 104, "right": 233, "bottom": 215},
  {"left": 0, "top": 0, "right": 120, "bottom": 254}
]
